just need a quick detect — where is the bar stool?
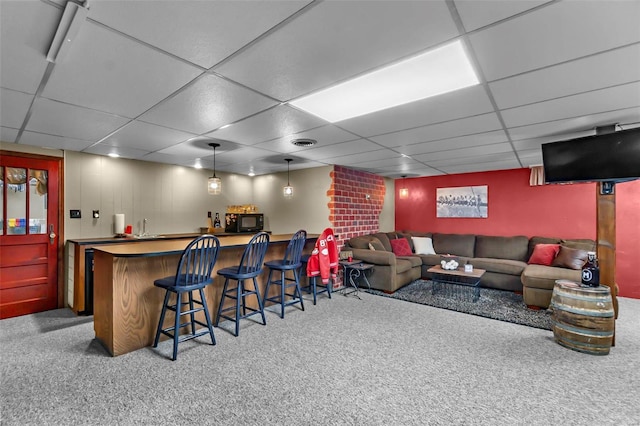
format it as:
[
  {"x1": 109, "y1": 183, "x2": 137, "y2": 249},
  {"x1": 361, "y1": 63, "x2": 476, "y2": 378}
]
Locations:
[
  {"x1": 215, "y1": 232, "x2": 270, "y2": 336},
  {"x1": 152, "y1": 235, "x2": 220, "y2": 361},
  {"x1": 263, "y1": 230, "x2": 306, "y2": 318},
  {"x1": 300, "y1": 253, "x2": 333, "y2": 305}
]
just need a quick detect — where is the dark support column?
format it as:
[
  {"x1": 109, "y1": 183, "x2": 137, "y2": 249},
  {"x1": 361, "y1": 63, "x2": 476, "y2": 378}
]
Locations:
[{"x1": 595, "y1": 125, "x2": 619, "y2": 345}]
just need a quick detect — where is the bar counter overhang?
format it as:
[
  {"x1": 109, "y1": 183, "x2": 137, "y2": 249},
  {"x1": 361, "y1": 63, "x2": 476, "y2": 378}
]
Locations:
[{"x1": 92, "y1": 233, "x2": 317, "y2": 356}]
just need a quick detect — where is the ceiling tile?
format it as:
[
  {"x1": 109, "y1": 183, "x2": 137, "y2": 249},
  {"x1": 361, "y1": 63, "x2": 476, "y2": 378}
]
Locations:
[
  {"x1": 157, "y1": 136, "x2": 241, "y2": 159},
  {"x1": 415, "y1": 142, "x2": 515, "y2": 163},
  {"x1": 216, "y1": 0, "x2": 459, "y2": 101},
  {"x1": 41, "y1": 21, "x2": 203, "y2": 118},
  {"x1": 399, "y1": 130, "x2": 509, "y2": 156},
  {"x1": 371, "y1": 112, "x2": 502, "y2": 147},
  {"x1": 339, "y1": 85, "x2": 493, "y2": 137},
  {"x1": 83, "y1": 143, "x2": 150, "y2": 160},
  {"x1": 255, "y1": 124, "x2": 359, "y2": 153},
  {"x1": 19, "y1": 131, "x2": 94, "y2": 151},
  {"x1": 0, "y1": 88, "x2": 32, "y2": 129},
  {"x1": 507, "y1": 107, "x2": 640, "y2": 141},
  {"x1": 516, "y1": 149, "x2": 544, "y2": 167},
  {"x1": 214, "y1": 146, "x2": 286, "y2": 164},
  {"x1": 100, "y1": 121, "x2": 196, "y2": 152},
  {"x1": 440, "y1": 159, "x2": 521, "y2": 174},
  {"x1": 294, "y1": 139, "x2": 382, "y2": 161},
  {"x1": 87, "y1": 1, "x2": 310, "y2": 69},
  {"x1": 501, "y1": 82, "x2": 640, "y2": 128},
  {"x1": 427, "y1": 152, "x2": 518, "y2": 168},
  {"x1": 207, "y1": 105, "x2": 326, "y2": 145},
  {"x1": 0, "y1": 1, "x2": 60, "y2": 93},
  {"x1": 490, "y1": 44, "x2": 640, "y2": 110},
  {"x1": 324, "y1": 148, "x2": 397, "y2": 166},
  {"x1": 470, "y1": 1, "x2": 640, "y2": 81},
  {"x1": 139, "y1": 74, "x2": 278, "y2": 134},
  {"x1": 26, "y1": 98, "x2": 129, "y2": 141},
  {"x1": 139, "y1": 152, "x2": 204, "y2": 168},
  {"x1": 1, "y1": 127, "x2": 19, "y2": 143},
  {"x1": 454, "y1": 0, "x2": 550, "y2": 32}
]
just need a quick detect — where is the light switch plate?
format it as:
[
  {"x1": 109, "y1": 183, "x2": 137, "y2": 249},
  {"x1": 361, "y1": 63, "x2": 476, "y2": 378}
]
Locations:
[{"x1": 70, "y1": 209, "x2": 81, "y2": 219}]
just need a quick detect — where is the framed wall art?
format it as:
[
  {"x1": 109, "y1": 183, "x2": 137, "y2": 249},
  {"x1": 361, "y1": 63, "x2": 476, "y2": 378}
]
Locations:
[{"x1": 436, "y1": 185, "x2": 488, "y2": 218}]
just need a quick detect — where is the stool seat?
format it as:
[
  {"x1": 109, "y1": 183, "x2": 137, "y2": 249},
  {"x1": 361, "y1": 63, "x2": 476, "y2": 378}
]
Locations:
[
  {"x1": 263, "y1": 230, "x2": 306, "y2": 318},
  {"x1": 152, "y1": 235, "x2": 220, "y2": 361}
]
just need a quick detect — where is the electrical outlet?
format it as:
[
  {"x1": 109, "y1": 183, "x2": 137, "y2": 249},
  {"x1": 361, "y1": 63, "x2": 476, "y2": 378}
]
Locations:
[
  {"x1": 70, "y1": 210, "x2": 81, "y2": 219},
  {"x1": 207, "y1": 211, "x2": 212, "y2": 218}
]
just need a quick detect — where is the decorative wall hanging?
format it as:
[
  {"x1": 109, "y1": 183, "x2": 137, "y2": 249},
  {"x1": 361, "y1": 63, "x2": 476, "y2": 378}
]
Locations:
[{"x1": 436, "y1": 185, "x2": 488, "y2": 218}]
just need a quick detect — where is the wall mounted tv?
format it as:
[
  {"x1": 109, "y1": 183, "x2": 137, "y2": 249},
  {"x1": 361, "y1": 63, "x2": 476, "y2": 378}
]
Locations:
[{"x1": 542, "y1": 127, "x2": 640, "y2": 183}]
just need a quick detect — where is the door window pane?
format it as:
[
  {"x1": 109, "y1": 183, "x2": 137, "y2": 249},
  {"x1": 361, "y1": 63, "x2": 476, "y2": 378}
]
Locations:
[
  {"x1": 29, "y1": 170, "x2": 48, "y2": 234},
  {"x1": 6, "y1": 167, "x2": 26, "y2": 235}
]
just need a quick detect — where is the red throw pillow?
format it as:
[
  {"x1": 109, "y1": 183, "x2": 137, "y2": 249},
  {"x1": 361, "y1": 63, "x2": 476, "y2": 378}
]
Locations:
[
  {"x1": 390, "y1": 238, "x2": 413, "y2": 256},
  {"x1": 528, "y1": 243, "x2": 561, "y2": 266}
]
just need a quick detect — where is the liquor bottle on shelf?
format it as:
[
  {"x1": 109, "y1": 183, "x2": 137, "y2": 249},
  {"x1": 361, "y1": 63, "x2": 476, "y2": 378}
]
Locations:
[
  {"x1": 581, "y1": 251, "x2": 600, "y2": 287},
  {"x1": 213, "y1": 212, "x2": 221, "y2": 229}
]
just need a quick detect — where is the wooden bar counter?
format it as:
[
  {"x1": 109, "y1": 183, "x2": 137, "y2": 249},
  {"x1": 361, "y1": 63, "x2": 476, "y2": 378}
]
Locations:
[{"x1": 93, "y1": 234, "x2": 316, "y2": 356}]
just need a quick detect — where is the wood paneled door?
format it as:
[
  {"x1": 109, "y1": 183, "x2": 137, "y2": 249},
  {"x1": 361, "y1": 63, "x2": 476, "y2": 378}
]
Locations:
[{"x1": 0, "y1": 153, "x2": 62, "y2": 319}]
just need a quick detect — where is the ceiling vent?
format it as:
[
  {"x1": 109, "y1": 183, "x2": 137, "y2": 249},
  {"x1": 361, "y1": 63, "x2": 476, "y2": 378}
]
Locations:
[{"x1": 291, "y1": 138, "x2": 317, "y2": 147}]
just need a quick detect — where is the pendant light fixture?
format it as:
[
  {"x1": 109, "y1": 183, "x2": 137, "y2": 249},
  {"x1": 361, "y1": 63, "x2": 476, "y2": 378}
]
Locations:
[
  {"x1": 207, "y1": 142, "x2": 221, "y2": 195},
  {"x1": 283, "y1": 158, "x2": 293, "y2": 198},
  {"x1": 399, "y1": 175, "x2": 409, "y2": 199}
]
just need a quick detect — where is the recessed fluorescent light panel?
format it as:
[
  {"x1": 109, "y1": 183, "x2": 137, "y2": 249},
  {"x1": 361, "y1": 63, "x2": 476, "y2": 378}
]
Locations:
[{"x1": 290, "y1": 40, "x2": 479, "y2": 123}]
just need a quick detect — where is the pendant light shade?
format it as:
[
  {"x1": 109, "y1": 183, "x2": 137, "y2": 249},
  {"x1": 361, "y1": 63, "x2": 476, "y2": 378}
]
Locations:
[
  {"x1": 399, "y1": 175, "x2": 409, "y2": 199},
  {"x1": 208, "y1": 143, "x2": 221, "y2": 195},
  {"x1": 283, "y1": 158, "x2": 293, "y2": 198}
]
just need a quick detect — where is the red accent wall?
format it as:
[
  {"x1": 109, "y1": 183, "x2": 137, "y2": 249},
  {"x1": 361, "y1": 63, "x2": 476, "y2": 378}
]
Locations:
[{"x1": 395, "y1": 168, "x2": 640, "y2": 298}]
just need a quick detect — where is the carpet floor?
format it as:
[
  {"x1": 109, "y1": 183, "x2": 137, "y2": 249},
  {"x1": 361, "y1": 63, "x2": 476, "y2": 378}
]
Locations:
[{"x1": 366, "y1": 280, "x2": 552, "y2": 330}]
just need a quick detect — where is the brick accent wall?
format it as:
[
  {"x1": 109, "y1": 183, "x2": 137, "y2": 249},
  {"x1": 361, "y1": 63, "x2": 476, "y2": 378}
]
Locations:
[{"x1": 328, "y1": 165, "x2": 386, "y2": 252}]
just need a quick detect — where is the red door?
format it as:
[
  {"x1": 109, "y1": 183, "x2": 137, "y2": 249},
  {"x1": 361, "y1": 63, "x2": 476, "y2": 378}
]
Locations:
[{"x1": 0, "y1": 154, "x2": 61, "y2": 319}]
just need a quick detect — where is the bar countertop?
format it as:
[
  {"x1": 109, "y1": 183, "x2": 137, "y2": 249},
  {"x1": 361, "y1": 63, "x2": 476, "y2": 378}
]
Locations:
[{"x1": 92, "y1": 233, "x2": 318, "y2": 258}]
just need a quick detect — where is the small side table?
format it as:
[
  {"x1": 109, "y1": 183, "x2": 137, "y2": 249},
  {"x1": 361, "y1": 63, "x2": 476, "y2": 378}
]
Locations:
[{"x1": 340, "y1": 260, "x2": 374, "y2": 299}]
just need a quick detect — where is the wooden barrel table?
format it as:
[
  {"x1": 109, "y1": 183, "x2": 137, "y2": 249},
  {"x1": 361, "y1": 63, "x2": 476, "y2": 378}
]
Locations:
[{"x1": 550, "y1": 280, "x2": 614, "y2": 355}]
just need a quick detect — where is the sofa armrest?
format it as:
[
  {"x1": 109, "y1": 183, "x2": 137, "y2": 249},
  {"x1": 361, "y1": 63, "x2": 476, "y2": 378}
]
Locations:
[{"x1": 350, "y1": 248, "x2": 396, "y2": 266}]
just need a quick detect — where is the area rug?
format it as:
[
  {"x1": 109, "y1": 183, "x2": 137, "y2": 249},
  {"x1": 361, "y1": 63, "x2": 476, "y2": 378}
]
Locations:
[{"x1": 366, "y1": 280, "x2": 553, "y2": 331}]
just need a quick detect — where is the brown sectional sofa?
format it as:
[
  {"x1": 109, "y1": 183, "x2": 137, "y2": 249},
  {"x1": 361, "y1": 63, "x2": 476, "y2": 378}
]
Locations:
[{"x1": 344, "y1": 231, "x2": 595, "y2": 309}]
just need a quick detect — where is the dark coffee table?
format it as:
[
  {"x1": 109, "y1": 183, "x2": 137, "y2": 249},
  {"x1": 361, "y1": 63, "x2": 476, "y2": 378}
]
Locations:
[{"x1": 427, "y1": 265, "x2": 486, "y2": 302}]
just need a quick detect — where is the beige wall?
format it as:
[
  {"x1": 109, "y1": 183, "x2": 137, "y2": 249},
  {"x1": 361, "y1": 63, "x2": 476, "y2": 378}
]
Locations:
[
  {"x1": 255, "y1": 166, "x2": 332, "y2": 235},
  {"x1": 379, "y1": 177, "x2": 395, "y2": 232},
  {"x1": 64, "y1": 151, "x2": 255, "y2": 239}
]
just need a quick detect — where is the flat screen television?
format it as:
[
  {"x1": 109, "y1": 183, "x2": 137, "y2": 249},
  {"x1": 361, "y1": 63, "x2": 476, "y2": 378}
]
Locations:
[{"x1": 542, "y1": 127, "x2": 640, "y2": 183}]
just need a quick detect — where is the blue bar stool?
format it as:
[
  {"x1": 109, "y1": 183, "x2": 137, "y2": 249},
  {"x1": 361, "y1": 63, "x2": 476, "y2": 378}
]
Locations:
[
  {"x1": 300, "y1": 254, "x2": 333, "y2": 305},
  {"x1": 152, "y1": 235, "x2": 220, "y2": 361},
  {"x1": 263, "y1": 230, "x2": 307, "y2": 318},
  {"x1": 215, "y1": 232, "x2": 270, "y2": 336}
]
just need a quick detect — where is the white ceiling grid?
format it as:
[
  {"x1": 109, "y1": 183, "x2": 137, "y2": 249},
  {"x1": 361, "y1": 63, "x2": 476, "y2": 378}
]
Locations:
[{"x1": 1, "y1": 0, "x2": 639, "y2": 178}]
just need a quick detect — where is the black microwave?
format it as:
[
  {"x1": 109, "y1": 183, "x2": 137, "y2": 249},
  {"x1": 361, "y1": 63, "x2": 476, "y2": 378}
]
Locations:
[{"x1": 225, "y1": 213, "x2": 264, "y2": 233}]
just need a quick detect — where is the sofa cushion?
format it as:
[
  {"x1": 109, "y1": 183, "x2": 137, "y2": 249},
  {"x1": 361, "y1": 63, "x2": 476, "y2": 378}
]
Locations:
[
  {"x1": 432, "y1": 233, "x2": 475, "y2": 258},
  {"x1": 368, "y1": 238, "x2": 386, "y2": 251},
  {"x1": 396, "y1": 255, "x2": 422, "y2": 267},
  {"x1": 562, "y1": 239, "x2": 596, "y2": 252},
  {"x1": 475, "y1": 235, "x2": 529, "y2": 261},
  {"x1": 522, "y1": 264, "x2": 582, "y2": 290},
  {"x1": 372, "y1": 233, "x2": 393, "y2": 252},
  {"x1": 528, "y1": 243, "x2": 561, "y2": 266},
  {"x1": 390, "y1": 238, "x2": 413, "y2": 256},
  {"x1": 527, "y1": 236, "x2": 562, "y2": 260},
  {"x1": 395, "y1": 258, "x2": 415, "y2": 274},
  {"x1": 551, "y1": 245, "x2": 588, "y2": 270},
  {"x1": 471, "y1": 258, "x2": 527, "y2": 276},
  {"x1": 349, "y1": 235, "x2": 384, "y2": 250},
  {"x1": 412, "y1": 236, "x2": 436, "y2": 255}
]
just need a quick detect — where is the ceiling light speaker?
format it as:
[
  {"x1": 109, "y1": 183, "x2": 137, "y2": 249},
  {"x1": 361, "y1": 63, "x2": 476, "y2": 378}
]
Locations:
[{"x1": 291, "y1": 138, "x2": 317, "y2": 147}]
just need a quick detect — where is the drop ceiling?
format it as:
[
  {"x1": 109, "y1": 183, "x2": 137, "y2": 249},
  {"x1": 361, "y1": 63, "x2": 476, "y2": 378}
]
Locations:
[{"x1": 1, "y1": 0, "x2": 639, "y2": 178}]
